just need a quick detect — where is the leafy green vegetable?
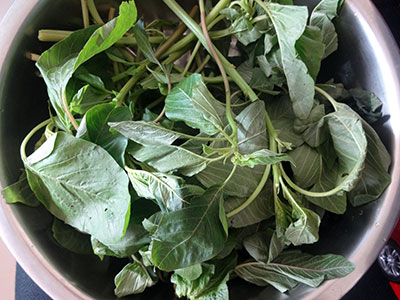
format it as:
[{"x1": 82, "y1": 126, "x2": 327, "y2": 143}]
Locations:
[
  {"x1": 235, "y1": 250, "x2": 354, "y2": 292},
  {"x1": 151, "y1": 188, "x2": 226, "y2": 271},
  {"x1": 256, "y1": 1, "x2": 315, "y2": 119},
  {"x1": 114, "y1": 260, "x2": 157, "y2": 297},
  {"x1": 24, "y1": 132, "x2": 131, "y2": 245},
  {"x1": 52, "y1": 219, "x2": 92, "y2": 255},
  {"x1": 165, "y1": 74, "x2": 227, "y2": 135},
  {"x1": 1, "y1": 171, "x2": 39, "y2": 207},
  {"x1": 3, "y1": 0, "x2": 392, "y2": 297}
]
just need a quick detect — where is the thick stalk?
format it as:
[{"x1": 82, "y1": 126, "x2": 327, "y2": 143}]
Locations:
[
  {"x1": 155, "y1": 5, "x2": 199, "y2": 58},
  {"x1": 38, "y1": 30, "x2": 165, "y2": 45},
  {"x1": 80, "y1": 0, "x2": 90, "y2": 28},
  {"x1": 163, "y1": 0, "x2": 230, "y2": 57},
  {"x1": 87, "y1": 0, "x2": 104, "y2": 25},
  {"x1": 163, "y1": 0, "x2": 258, "y2": 101}
]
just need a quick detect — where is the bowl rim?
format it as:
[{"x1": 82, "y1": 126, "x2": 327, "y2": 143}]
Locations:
[{"x1": 0, "y1": 0, "x2": 400, "y2": 299}]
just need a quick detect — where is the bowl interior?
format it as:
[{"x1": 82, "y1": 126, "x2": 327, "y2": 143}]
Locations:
[{"x1": 0, "y1": 0, "x2": 400, "y2": 299}]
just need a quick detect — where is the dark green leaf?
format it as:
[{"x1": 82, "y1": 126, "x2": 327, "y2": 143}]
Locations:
[
  {"x1": 109, "y1": 120, "x2": 185, "y2": 146},
  {"x1": 125, "y1": 168, "x2": 189, "y2": 212},
  {"x1": 326, "y1": 103, "x2": 367, "y2": 191},
  {"x1": 307, "y1": 163, "x2": 347, "y2": 214},
  {"x1": 310, "y1": 0, "x2": 343, "y2": 58},
  {"x1": 1, "y1": 171, "x2": 39, "y2": 207},
  {"x1": 243, "y1": 229, "x2": 284, "y2": 263},
  {"x1": 295, "y1": 26, "x2": 325, "y2": 81},
  {"x1": 129, "y1": 143, "x2": 208, "y2": 176},
  {"x1": 70, "y1": 85, "x2": 110, "y2": 115},
  {"x1": 91, "y1": 222, "x2": 150, "y2": 258},
  {"x1": 36, "y1": 1, "x2": 137, "y2": 128},
  {"x1": 289, "y1": 145, "x2": 321, "y2": 188},
  {"x1": 284, "y1": 190, "x2": 321, "y2": 245},
  {"x1": 24, "y1": 132, "x2": 131, "y2": 245},
  {"x1": 224, "y1": 182, "x2": 274, "y2": 228},
  {"x1": 235, "y1": 250, "x2": 354, "y2": 292},
  {"x1": 151, "y1": 188, "x2": 226, "y2": 271},
  {"x1": 52, "y1": 219, "x2": 92, "y2": 255},
  {"x1": 85, "y1": 103, "x2": 132, "y2": 167},
  {"x1": 165, "y1": 74, "x2": 227, "y2": 135},
  {"x1": 257, "y1": 2, "x2": 315, "y2": 119},
  {"x1": 349, "y1": 120, "x2": 391, "y2": 206}
]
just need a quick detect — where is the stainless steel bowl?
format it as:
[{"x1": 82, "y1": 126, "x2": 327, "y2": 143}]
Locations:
[{"x1": 1, "y1": 0, "x2": 400, "y2": 299}]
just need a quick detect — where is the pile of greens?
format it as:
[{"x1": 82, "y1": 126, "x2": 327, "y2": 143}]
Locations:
[{"x1": 1, "y1": 0, "x2": 392, "y2": 298}]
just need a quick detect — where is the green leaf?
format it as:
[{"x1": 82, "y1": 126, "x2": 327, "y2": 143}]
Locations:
[
  {"x1": 295, "y1": 26, "x2": 325, "y2": 81},
  {"x1": 125, "y1": 168, "x2": 189, "y2": 212},
  {"x1": 326, "y1": 103, "x2": 367, "y2": 191},
  {"x1": 235, "y1": 262, "x2": 298, "y2": 292},
  {"x1": 349, "y1": 120, "x2": 391, "y2": 206},
  {"x1": 175, "y1": 264, "x2": 203, "y2": 281},
  {"x1": 85, "y1": 103, "x2": 132, "y2": 167},
  {"x1": 91, "y1": 222, "x2": 150, "y2": 258},
  {"x1": 114, "y1": 261, "x2": 157, "y2": 297},
  {"x1": 257, "y1": 2, "x2": 315, "y2": 119},
  {"x1": 266, "y1": 96, "x2": 304, "y2": 148},
  {"x1": 243, "y1": 229, "x2": 284, "y2": 263},
  {"x1": 288, "y1": 145, "x2": 321, "y2": 188},
  {"x1": 151, "y1": 188, "x2": 226, "y2": 271},
  {"x1": 236, "y1": 101, "x2": 268, "y2": 154},
  {"x1": 133, "y1": 20, "x2": 164, "y2": 71},
  {"x1": 24, "y1": 132, "x2": 131, "y2": 245},
  {"x1": 294, "y1": 104, "x2": 328, "y2": 148},
  {"x1": 310, "y1": 0, "x2": 343, "y2": 58},
  {"x1": 52, "y1": 219, "x2": 92, "y2": 255},
  {"x1": 225, "y1": 183, "x2": 274, "y2": 228},
  {"x1": 307, "y1": 162, "x2": 347, "y2": 214},
  {"x1": 109, "y1": 120, "x2": 184, "y2": 146},
  {"x1": 171, "y1": 252, "x2": 237, "y2": 300},
  {"x1": 36, "y1": 1, "x2": 137, "y2": 128},
  {"x1": 235, "y1": 250, "x2": 354, "y2": 292},
  {"x1": 75, "y1": 1, "x2": 137, "y2": 67},
  {"x1": 128, "y1": 143, "x2": 208, "y2": 176},
  {"x1": 1, "y1": 171, "x2": 39, "y2": 207},
  {"x1": 284, "y1": 191, "x2": 321, "y2": 246},
  {"x1": 69, "y1": 85, "x2": 110, "y2": 115},
  {"x1": 196, "y1": 160, "x2": 265, "y2": 198},
  {"x1": 165, "y1": 74, "x2": 227, "y2": 135},
  {"x1": 232, "y1": 149, "x2": 294, "y2": 168}
]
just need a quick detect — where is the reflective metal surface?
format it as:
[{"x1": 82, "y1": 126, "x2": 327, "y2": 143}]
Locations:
[{"x1": 0, "y1": 0, "x2": 400, "y2": 299}]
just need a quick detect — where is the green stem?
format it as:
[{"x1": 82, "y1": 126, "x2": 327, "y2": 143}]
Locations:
[
  {"x1": 226, "y1": 164, "x2": 271, "y2": 218},
  {"x1": 200, "y1": 0, "x2": 238, "y2": 146},
  {"x1": 279, "y1": 164, "x2": 347, "y2": 198},
  {"x1": 163, "y1": 0, "x2": 258, "y2": 101},
  {"x1": 162, "y1": 0, "x2": 230, "y2": 57},
  {"x1": 203, "y1": 75, "x2": 233, "y2": 83},
  {"x1": 115, "y1": 64, "x2": 147, "y2": 106},
  {"x1": 219, "y1": 164, "x2": 238, "y2": 192},
  {"x1": 38, "y1": 30, "x2": 165, "y2": 45},
  {"x1": 183, "y1": 41, "x2": 201, "y2": 76},
  {"x1": 20, "y1": 119, "x2": 52, "y2": 162},
  {"x1": 81, "y1": 0, "x2": 90, "y2": 28},
  {"x1": 87, "y1": 0, "x2": 104, "y2": 25},
  {"x1": 194, "y1": 55, "x2": 210, "y2": 73},
  {"x1": 315, "y1": 86, "x2": 338, "y2": 111}
]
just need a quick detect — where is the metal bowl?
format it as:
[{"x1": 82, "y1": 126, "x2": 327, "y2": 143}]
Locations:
[{"x1": 0, "y1": 0, "x2": 400, "y2": 299}]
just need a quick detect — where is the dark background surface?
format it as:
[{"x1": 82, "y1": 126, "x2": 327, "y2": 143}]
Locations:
[{"x1": 14, "y1": 0, "x2": 400, "y2": 299}]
